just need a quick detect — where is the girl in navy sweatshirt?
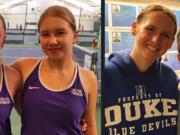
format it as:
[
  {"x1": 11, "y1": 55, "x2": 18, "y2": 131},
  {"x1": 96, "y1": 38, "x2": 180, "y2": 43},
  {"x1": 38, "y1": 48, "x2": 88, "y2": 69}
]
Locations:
[{"x1": 104, "y1": 5, "x2": 179, "y2": 135}]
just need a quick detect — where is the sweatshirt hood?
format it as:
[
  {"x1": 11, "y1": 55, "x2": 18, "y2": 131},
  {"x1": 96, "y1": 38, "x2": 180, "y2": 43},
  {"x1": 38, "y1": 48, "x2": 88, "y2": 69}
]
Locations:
[{"x1": 108, "y1": 50, "x2": 161, "y2": 74}]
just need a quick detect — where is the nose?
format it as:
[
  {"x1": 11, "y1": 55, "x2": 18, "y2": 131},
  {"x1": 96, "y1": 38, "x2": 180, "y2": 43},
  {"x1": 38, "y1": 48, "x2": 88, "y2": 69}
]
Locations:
[
  {"x1": 151, "y1": 34, "x2": 160, "y2": 43},
  {"x1": 49, "y1": 35, "x2": 58, "y2": 45}
]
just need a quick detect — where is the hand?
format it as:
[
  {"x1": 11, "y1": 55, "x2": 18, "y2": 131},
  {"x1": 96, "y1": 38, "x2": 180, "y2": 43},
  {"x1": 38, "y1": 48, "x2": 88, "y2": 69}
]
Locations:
[{"x1": 81, "y1": 119, "x2": 87, "y2": 132}]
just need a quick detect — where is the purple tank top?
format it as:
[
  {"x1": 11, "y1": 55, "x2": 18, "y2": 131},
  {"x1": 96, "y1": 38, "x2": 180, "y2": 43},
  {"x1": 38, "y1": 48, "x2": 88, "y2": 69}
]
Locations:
[
  {"x1": 0, "y1": 65, "x2": 13, "y2": 135},
  {"x1": 21, "y1": 59, "x2": 87, "y2": 135}
]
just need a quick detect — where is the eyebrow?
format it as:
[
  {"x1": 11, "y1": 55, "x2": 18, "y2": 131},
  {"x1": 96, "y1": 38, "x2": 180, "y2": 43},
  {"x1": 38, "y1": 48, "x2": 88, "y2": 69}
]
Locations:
[
  {"x1": 40, "y1": 28, "x2": 67, "y2": 33},
  {"x1": 55, "y1": 28, "x2": 67, "y2": 32}
]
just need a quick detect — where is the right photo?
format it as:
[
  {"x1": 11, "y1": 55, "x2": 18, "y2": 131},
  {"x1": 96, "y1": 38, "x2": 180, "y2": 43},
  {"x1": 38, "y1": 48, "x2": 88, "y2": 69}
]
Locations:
[{"x1": 103, "y1": 0, "x2": 180, "y2": 135}]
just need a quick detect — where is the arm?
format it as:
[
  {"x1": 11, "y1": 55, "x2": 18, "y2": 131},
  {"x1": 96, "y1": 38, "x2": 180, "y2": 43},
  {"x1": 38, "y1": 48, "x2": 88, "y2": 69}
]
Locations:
[
  {"x1": 80, "y1": 69, "x2": 98, "y2": 135},
  {"x1": 11, "y1": 59, "x2": 24, "y2": 115},
  {"x1": 13, "y1": 72, "x2": 23, "y2": 115},
  {"x1": 5, "y1": 65, "x2": 23, "y2": 115},
  {"x1": 11, "y1": 58, "x2": 25, "y2": 76},
  {"x1": 11, "y1": 57, "x2": 38, "y2": 114}
]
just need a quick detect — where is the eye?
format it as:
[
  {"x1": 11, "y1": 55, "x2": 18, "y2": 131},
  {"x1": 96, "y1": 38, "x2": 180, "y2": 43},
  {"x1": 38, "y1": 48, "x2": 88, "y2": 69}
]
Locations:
[
  {"x1": 40, "y1": 32, "x2": 49, "y2": 37},
  {"x1": 57, "y1": 32, "x2": 65, "y2": 35},
  {"x1": 145, "y1": 27, "x2": 155, "y2": 32},
  {"x1": 56, "y1": 31, "x2": 66, "y2": 36},
  {"x1": 161, "y1": 33, "x2": 171, "y2": 39}
]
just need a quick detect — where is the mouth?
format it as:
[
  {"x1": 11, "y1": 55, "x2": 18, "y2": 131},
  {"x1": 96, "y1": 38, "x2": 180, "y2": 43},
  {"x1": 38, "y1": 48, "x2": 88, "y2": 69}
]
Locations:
[
  {"x1": 48, "y1": 47, "x2": 61, "y2": 50},
  {"x1": 145, "y1": 44, "x2": 160, "y2": 52}
]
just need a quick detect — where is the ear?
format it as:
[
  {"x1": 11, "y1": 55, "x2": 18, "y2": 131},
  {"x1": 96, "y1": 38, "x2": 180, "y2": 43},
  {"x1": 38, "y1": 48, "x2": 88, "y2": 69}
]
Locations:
[
  {"x1": 131, "y1": 21, "x2": 137, "y2": 36},
  {"x1": 1, "y1": 36, "x2": 6, "y2": 48},
  {"x1": 73, "y1": 31, "x2": 78, "y2": 44}
]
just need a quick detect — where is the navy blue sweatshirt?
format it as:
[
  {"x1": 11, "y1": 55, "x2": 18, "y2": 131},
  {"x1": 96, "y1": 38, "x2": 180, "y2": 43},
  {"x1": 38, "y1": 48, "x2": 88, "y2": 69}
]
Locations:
[{"x1": 103, "y1": 50, "x2": 179, "y2": 135}]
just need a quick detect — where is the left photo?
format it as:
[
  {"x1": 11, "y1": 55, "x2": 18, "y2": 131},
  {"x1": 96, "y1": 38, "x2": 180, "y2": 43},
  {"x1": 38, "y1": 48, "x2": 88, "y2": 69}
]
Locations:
[{"x1": 0, "y1": 0, "x2": 101, "y2": 135}]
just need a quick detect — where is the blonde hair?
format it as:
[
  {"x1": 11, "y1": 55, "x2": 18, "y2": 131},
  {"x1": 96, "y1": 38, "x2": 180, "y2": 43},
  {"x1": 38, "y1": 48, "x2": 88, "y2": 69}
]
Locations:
[
  {"x1": 38, "y1": 5, "x2": 76, "y2": 32},
  {"x1": 137, "y1": 5, "x2": 177, "y2": 35}
]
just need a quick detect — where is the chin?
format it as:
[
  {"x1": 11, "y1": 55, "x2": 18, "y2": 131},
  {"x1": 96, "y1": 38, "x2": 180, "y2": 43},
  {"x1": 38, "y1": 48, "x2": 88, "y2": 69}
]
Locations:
[
  {"x1": 143, "y1": 53, "x2": 158, "y2": 61},
  {"x1": 48, "y1": 55, "x2": 63, "y2": 61},
  {"x1": 147, "y1": 56, "x2": 158, "y2": 62}
]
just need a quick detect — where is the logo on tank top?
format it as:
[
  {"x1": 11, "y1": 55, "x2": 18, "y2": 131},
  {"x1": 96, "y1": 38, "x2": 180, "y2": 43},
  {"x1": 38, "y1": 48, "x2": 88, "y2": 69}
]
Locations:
[
  {"x1": 0, "y1": 97, "x2": 10, "y2": 104},
  {"x1": 28, "y1": 85, "x2": 40, "y2": 90},
  {"x1": 71, "y1": 89, "x2": 83, "y2": 96}
]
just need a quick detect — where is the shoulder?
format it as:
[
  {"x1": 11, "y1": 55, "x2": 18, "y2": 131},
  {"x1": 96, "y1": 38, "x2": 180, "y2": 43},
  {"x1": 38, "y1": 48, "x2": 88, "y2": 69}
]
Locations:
[
  {"x1": 11, "y1": 57, "x2": 39, "y2": 69},
  {"x1": 160, "y1": 62, "x2": 179, "y2": 87},
  {"x1": 105, "y1": 50, "x2": 128, "y2": 72},
  {"x1": 105, "y1": 60, "x2": 121, "y2": 79},
  {"x1": 11, "y1": 57, "x2": 40, "y2": 71},
  {"x1": 3, "y1": 64, "x2": 22, "y2": 97},
  {"x1": 4, "y1": 64, "x2": 21, "y2": 78},
  {"x1": 160, "y1": 62, "x2": 177, "y2": 78},
  {"x1": 79, "y1": 66, "x2": 97, "y2": 85},
  {"x1": 11, "y1": 57, "x2": 41, "y2": 81},
  {"x1": 79, "y1": 66, "x2": 98, "y2": 94},
  {"x1": 105, "y1": 61, "x2": 118, "y2": 71}
]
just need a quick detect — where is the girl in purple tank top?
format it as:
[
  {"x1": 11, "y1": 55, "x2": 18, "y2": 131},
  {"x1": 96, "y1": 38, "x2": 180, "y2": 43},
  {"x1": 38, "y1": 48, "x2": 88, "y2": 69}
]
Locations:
[
  {"x1": 12, "y1": 6, "x2": 98, "y2": 135},
  {"x1": 0, "y1": 15, "x2": 22, "y2": 135}
]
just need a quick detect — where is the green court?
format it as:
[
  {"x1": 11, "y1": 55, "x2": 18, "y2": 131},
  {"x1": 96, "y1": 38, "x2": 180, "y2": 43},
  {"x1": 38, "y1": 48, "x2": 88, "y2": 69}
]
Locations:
[{"x1": 11, "y1": 105, "x2": 101, "y2": 135}]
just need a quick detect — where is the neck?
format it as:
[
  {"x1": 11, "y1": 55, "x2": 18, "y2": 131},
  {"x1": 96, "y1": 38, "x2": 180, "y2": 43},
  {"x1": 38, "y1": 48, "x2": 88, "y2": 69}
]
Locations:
[
  {"x1": 130, "y1": 49, "x2": 155, "y2": 72},
  {"x1": 45, "y1": 57, "x2": 75, "y2": 71}
]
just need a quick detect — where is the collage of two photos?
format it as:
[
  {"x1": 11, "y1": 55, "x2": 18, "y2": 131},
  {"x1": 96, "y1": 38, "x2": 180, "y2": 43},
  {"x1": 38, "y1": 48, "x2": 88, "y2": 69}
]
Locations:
[{"x1": 0, "y1": 0, "x2": 180, "y2": 135}]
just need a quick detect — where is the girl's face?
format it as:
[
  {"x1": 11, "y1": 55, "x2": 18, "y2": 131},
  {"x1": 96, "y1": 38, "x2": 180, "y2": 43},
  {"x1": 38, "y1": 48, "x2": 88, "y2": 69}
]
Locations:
[
  {"x1": 132, "y1": 11, "x2": 175, "y2": 62},
  {"x1": 39, "y1": 16, "x2": 77, "y2": 61}
]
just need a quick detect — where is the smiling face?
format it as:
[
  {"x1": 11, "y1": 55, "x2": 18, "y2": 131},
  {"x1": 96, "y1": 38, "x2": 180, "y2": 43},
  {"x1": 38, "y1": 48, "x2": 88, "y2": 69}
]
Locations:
[
  {"x1": 39, "y1": 16, "x2": 77, "y2": 61},
  {"x1": 131, "y1": 11, "x2": 175, "y2": 62}
]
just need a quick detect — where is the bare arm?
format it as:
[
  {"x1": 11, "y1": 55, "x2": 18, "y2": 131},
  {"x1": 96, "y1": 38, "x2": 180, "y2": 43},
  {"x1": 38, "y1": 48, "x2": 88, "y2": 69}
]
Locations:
[
  {"x1": 10, "y1": 58, "x2": 38, "y2": 115},
  {"x1": 13, "y1": 73, "x2": 23, "y2": 115},
  {"x1": 11, "y1": 60, "x2": 24, "y2": 115},
  {"x1": 5, "y1": 64, "x2": 23, "y2": 115},
  {"x1": 80, "y1": 68, "x2": 98, "y2": 135}
]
